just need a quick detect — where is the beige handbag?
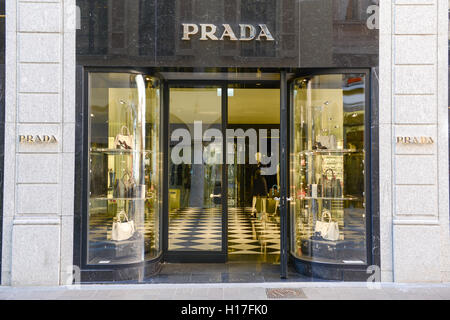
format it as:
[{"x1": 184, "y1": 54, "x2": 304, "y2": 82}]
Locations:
[
  {"x1": 111, "y1": 211, "x2": 135, "y2": 241},
  {"x1": 314, "y1": 210, "x2": 340, "y2": 241},
  {"x1": 114, "y1": 126, "x2": 134, "y2": 150},
  {"x1": 316, "y1": 135, "x2": 337, "y2": 150}
]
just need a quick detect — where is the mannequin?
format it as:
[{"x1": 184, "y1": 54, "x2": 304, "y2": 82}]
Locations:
[{"x1": 251, "y1": 153, "x2": 268, "y2": 218}]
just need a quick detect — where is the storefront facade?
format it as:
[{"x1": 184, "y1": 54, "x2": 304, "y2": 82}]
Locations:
[{"x1": 1, "y1": 0, "x2": 450, "y2": 286}]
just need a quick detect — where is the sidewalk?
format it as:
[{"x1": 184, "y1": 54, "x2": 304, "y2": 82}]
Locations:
[{"x1": 0, "y1": 282, "x2": 449, "y2": 300}]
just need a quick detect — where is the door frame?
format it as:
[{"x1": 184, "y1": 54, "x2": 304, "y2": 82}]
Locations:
[{"x1": 162, "y1": 79, "x2": 283, "y2": 263}]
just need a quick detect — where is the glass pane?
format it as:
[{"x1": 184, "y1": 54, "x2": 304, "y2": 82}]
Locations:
[
  {"x1": 290, "y1": 74, "x2": 367, "y2": 265},
  {"x1": 168, "y1": 87, "x2": 223, "y2": 252},
  {"x1": 87, "y1": 72, "x2": 162, "y2": 265},
  {"x1": 226, "y1": 87, "x2": 281, "y2": 259}
]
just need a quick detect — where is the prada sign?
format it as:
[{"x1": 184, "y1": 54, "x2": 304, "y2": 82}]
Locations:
[
  {"x1": 19, "y1": 135, "x2": 58, "y2": 144},
  {"x1": 182, "y1": 23, "x2": 275, "y2": 41},
  {"x1": 396, "y1": 136, "x2": 434, "y2": 145}
]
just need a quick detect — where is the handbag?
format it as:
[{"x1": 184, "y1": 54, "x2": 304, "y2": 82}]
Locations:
[
  {"x1": 114, "y1": 171, "x2": 136, "y2": 198},
  {"x1": 314, "y1": 210, "x2": 340, "y2": 241},
  {"x1": 322, "y1": 169, "x2": 342, "y2": 198},
  {"x1": 322, "y1": 169, "x2": 334, "y2": 197},
  {"x1": 111, "y1": 211, "x2": 135, "y2": 241},
  {"x1": 316, "y1": 135, "x2": 337, "y2": 150},
  {"x1": 114, "y1": 126, "x2": 134, "y2": 150}
]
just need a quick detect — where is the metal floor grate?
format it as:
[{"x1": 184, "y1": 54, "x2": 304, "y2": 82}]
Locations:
[{"x1": 265, "y1": 288, "x2": 307, "y2": 299}]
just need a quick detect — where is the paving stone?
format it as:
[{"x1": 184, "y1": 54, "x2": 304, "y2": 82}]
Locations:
[{"x1": 1, "y1": 284, "x2": 450, "y2": 300}]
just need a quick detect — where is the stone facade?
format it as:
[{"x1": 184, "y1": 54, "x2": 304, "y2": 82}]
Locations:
[
  {"x1": 379, "y1": 0, "x2": 450, "y2": 282},
  {"x1": 2, "y1": 0, "x2": 75, "y2": 286},
  {"x1": 1, "y1": 0, "x2": 449, "y2": 285}
]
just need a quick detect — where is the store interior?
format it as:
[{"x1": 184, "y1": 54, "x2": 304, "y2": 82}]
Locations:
[{"x1": 168, "y1": 85, "x2": 282, "y2": 263}]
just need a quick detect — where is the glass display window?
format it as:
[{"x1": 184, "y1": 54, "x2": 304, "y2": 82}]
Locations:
[
  {"x1": 290, "y1": 73, "x2": 368, "y2": 265},
  {"x1": 87, "y1": 72, "x2": 162, "y2": 265}
]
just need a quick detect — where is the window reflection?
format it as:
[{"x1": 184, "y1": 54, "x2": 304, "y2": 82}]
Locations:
[
  {"x1": 87, "y1": 73, "x2": 162, "y2": 265},
  {"x1": 290, "y1": 74, "x2": 367, "y2": 265}
]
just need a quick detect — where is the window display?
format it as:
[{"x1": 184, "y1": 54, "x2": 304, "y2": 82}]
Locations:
[
  {"x1": 87, "y1": 72, "x2": 162, "y2": 265},
  {"x1": 290, "y1": 74, "x2": 367, "y2": 265}
]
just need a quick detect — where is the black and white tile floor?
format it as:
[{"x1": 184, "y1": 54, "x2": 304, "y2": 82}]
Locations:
[
  {"x1": 168, "y1": 207, "x2": 223, "y2": 251},
  {"x1": 167, "y1": 207, "x2": 280, "y2": 255},
  {"x1": 168, "y1": 207, "x2": 280, "y2": 255},
  {"x1": 227, "y1": 207, "x2": 280, "y2": 255}
]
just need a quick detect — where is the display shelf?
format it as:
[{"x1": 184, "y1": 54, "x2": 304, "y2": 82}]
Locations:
[
  {"x1": 91, "y1": 196, "x2": 155, "y2": 201},
  {"x1": 299, "y1": 149, "x2": 364, "y2": 156},
  {"x1": 292, "y1": 253, "x2": 366, "y2": 266},
  {"x1": 298, "y1": 195, "x2": 362, "y2": 201},
  {"x1": 90, "y1": 148, "x2": 152, "y2": 155}
]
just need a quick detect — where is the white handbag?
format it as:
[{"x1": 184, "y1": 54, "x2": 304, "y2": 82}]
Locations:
[
  {"x1": 114, "y1": 126, "x2": 134, "y2": 150},
  {"x1": 314, "y1": 210, "x2": 340, "y2": 241},
  {"x1": 316, "y1": 135, "x2": 337, "y2": 150},
  {"x1": 111, "y1": 211, "x2": 135, "y2": 241}
]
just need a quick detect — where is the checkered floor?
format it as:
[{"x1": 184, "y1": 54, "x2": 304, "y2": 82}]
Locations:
[
  {"x1": 168, "y1": 207, "x2": 280, "y2": 255},
  {"x1": 168, "y1": 207, "x2": 223, "y2": 251},
  {"x1": 227, "y1": 207, "x2": 280, "y2": 255}
]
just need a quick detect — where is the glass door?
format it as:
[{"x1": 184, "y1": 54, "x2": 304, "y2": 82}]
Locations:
[{"x1": 165, "y1": 84, "x2": 227, "y2": 262}]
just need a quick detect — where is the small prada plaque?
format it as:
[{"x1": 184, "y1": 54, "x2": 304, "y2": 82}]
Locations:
[
  {"x1": 19, "y1": 135, "x2": 58, "y2": 144},
  {"x1": 396, "y1": 136, "x2": 434, "y2": 145}
]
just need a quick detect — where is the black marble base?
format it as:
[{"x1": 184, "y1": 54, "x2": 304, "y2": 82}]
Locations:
[
  {"x1": 292, "y1": 256, "x2": 370, "y2": 281},
  {"x1": 80, "y1": 255, "x2": 163, "y2": 283}
]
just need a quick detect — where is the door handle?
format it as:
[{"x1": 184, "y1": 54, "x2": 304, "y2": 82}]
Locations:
[{"x1": 210, "y1": 194, "x2": 222, "y2": 198}]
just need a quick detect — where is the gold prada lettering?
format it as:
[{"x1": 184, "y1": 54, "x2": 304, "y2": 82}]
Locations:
[
  {"x1": 396, "y1": 136, "x2": 434, "y2": 145},
  {"x1": 19, "y1": 135, "x2": 58, "y2": 144}
]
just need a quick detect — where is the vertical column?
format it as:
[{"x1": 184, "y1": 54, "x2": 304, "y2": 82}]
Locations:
[
  {"x1": 380, "y1": 0, "x2": 450, "y2": 282},
  {"x1": 2, "y1": 0, "x2": 76, "y2": 286}
]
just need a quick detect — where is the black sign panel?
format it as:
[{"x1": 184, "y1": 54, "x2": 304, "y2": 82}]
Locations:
[{"x1": 76, "y1": 0, "x2": 379, "y2": 68}]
